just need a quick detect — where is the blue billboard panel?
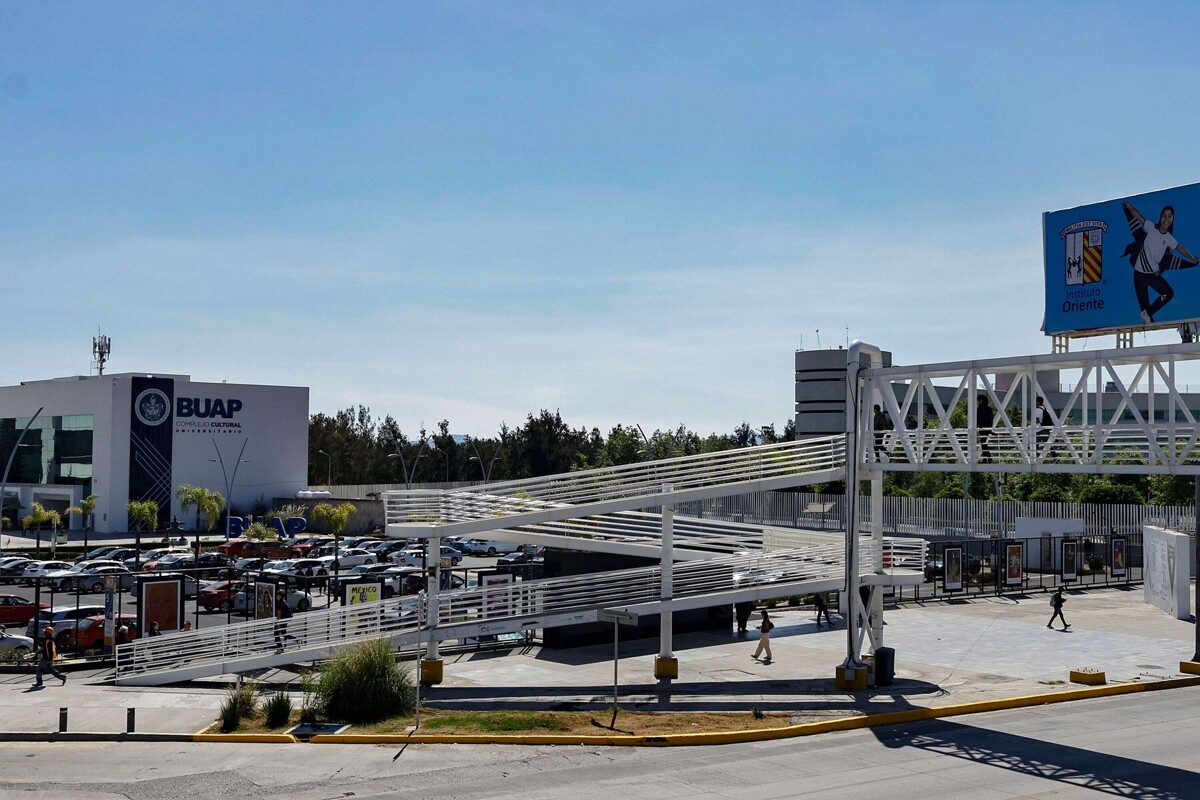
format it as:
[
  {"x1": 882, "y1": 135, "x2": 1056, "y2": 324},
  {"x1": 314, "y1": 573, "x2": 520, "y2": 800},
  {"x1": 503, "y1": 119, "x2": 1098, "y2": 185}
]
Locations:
[{"x1": 1043, "y1": 183, "x2": 1200, "y2": 334}]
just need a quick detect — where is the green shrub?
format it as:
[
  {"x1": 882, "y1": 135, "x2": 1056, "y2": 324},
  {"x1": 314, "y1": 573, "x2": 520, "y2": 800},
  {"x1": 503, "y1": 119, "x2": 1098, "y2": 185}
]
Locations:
[
  {"x1": 218, "y1": 681, "x2": 259, "y2": 733},
  {"x1": 751, "y1": 704, "x2": 765, "y2": 720},
  {"x1": 309, "y1": 639, "x2": 415, "y2": 724},
  {"x1": 263, "y1": 691, "x2": 294, "y2": 728}
]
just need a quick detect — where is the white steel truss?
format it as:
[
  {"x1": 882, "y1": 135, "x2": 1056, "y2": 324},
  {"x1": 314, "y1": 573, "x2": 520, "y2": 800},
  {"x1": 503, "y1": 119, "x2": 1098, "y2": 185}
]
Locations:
[{"x1": 862, "y1": 342, "x2": 1200, "y2": 475}]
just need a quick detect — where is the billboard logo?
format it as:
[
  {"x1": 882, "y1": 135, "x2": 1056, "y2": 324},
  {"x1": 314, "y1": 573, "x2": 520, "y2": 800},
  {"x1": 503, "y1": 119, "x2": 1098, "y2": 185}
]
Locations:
[
  {"x1": 1061, "y1": 220, "x2": 1107, "y2": 286},
  {"x1": 133, "y1": 388, "x2": 171, "y2": 426}
]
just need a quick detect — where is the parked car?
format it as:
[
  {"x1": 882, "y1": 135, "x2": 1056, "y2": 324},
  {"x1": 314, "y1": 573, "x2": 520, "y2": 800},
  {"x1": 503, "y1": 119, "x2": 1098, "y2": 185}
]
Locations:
[
  {"x1": 0, "y1": 629, "x2": 33, "y2": 659},
  {"x1": 27, "y1": 604, "x2": 107, "y2": 644},
  {"x1": 124, "y1": 546, "x2": 190, "y2": 571},
  {"x1": 290, "y1": 536, "x2": 335, "y2": 556},
  {"x1": 198, "y1": 580, "x2": 250, "y2": 612},
  {"x1": 464, "y1": 539, "x2": 522, "y2": 557},
  {"x1": 0, "y1": 594, "x2": 49, "y2": 626},
  {"x1": 142, "y1": 553, "x2": 195, "y2": 572},
  {"x1": 392, "y1": 545, "x2": 464, "y2": 568},
  {"x1": 0, "y1": 559, "x2": 35, "y2": 584},
  {"x1": 264, "y1": 558, "x2": 329, "y2": 588},
  {"x1": 316, "y1": 548, "x2": 376, "y2": 571},
  {"x1": 56, "y1": 565, "x2": 136, "y2": 593},
  {"x1": 20, "y1": 560, "x2": 75, "y2": 585},
  {"x1": 232, "y1": 586, "x2": 312, "y2": 614},
  {"x1": 192, "y1": 552, "x2": 234, "y2": 578},
  {"x1": 64, "y1": 614, "x2": 140, "y2": 651},
  {"x1": 495, "y1": 550, "x2": 544, "y2": 575},
  {"x1": 74, "y1": 545, "x2": 122, "y2": 563}
]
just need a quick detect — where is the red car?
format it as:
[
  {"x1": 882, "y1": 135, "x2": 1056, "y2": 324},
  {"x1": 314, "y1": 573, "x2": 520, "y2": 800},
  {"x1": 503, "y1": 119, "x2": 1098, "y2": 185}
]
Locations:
[
  {"x1": 199, "y1": 580, "x2": 249, "y2": 612},
  {"x1": 65, "y1": 614, "x2": 140, "y2": 650},
  {"x1": 0, "y1": 594, "x2": 49, "y2": 626}
]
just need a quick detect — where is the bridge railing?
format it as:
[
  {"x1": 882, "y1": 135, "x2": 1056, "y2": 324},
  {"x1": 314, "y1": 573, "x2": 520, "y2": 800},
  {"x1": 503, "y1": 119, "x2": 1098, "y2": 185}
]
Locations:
[{"x1": 384, "y1": 436, "x2": 846, "y2": 530}]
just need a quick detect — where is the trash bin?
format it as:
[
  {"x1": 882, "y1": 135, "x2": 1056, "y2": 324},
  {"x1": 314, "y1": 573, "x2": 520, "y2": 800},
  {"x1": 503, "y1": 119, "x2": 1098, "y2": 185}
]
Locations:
[{"x1": 874, "y1": 646, "x2": 895, "y2": 687}]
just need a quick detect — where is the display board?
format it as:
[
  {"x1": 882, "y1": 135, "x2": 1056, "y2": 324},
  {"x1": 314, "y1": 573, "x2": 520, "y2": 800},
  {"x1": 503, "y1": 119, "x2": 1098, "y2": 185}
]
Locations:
[{"x1": 1043, "y1": 182, "x2": 1200, "y2": 334}]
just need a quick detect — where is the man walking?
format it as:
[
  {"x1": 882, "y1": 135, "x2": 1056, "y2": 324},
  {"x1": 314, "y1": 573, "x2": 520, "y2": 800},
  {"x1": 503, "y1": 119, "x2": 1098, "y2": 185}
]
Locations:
[
  {"x1": 977, "y1": 395, "x2": 994, "y2": 463},
  {"x1": 33, "y1": 626, "x2": 67, "y2": 688},
  {"x1": 1048, "y1": 587, "x2": 1070, "y2": 630},
  {"x1": 274, "y1": 591, "x2": 294, "y2": 649},
  {"x1": 752, "y1": 610, "x2": 774, "y2": 663},
  {"x1": 814, "y1": 593, "x2": 833, "y2": 628}
]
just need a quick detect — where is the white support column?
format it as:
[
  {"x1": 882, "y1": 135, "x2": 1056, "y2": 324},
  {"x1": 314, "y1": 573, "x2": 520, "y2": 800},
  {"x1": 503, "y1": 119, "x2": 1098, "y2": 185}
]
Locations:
[
  {"x1": 420, "y1": 535, "x2": 443, "y2": 684},
  {"x1": 655, "y1": 498, "x2": 678, "y2": 681},
  {"x1": 870, "y1": 472, "x2": 884, "y2": 649}
]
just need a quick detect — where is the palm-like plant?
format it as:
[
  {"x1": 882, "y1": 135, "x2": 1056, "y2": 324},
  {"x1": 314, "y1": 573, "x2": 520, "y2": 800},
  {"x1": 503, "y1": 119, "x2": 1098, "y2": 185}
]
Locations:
[
  {"x1": 175, "y1": 484, "x2": 226, "y2": 533},
  {"x1": 127, "y1": 500, "x2": 160, "y2": 535},
  {"x1": 65, "y1": 493, "x2": 100, "y2": 549}
]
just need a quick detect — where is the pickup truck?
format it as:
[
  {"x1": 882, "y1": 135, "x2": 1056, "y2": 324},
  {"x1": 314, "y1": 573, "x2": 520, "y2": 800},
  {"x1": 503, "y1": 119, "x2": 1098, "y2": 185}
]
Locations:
[{"x1": 216, "y1": 539, "x2": 300, "y2": 559}]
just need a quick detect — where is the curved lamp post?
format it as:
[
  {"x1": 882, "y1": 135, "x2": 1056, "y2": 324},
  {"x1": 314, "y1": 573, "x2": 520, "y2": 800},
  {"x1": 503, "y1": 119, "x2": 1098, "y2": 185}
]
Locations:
[
  {"x1": 209, "y1": 439, "x2": 250, "y2": 540},
  {"x1": 0, "y1": 407, "x2": 42, "y2": 555},
  {"x1": 317, "y1": 449, "x2": 333, "y2": 488},
  {"x1": 467, "y1": 437, "x2": 502, "y2": 483},
  {"x1": 387, "y1": 439, "x2": 431, "y2": 490}
]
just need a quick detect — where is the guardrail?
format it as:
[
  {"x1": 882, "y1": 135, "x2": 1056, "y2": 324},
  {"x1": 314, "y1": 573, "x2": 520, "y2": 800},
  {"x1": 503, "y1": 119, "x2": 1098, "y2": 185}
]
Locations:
[{"x1": 115, "y1": 537, "x2": 886, "y2": 684}]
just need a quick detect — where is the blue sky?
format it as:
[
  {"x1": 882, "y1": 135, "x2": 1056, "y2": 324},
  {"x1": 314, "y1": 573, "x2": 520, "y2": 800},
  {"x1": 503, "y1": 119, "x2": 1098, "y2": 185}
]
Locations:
[{"x1": 5, "y1": 2, "x2": 1200, "y2": 437}]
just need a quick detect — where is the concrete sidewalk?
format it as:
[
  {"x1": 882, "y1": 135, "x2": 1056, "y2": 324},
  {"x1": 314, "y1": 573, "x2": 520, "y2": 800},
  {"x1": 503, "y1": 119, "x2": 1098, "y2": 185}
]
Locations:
[{"x1": 0, "y1": 584, "x2": 1194, "y2": 736}]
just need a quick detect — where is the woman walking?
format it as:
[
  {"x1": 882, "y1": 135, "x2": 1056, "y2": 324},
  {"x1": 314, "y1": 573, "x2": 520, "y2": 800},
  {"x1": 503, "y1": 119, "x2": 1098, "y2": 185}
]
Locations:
[{"x1": 752, "y1": 610, "x2": 774, "y2": 663}]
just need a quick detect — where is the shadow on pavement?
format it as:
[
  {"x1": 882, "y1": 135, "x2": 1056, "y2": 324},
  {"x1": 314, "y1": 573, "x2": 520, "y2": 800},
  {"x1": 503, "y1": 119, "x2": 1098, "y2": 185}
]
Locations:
[{"x1": 875, "y1": 718, "x2": 1192, "y2": 800}]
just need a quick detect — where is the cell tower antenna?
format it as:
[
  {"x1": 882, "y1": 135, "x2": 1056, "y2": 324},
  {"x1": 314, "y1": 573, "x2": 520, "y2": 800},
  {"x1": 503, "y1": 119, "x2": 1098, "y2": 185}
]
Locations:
[{"x1": 92, "y1": 332, "x2": 112, "y2": 376}]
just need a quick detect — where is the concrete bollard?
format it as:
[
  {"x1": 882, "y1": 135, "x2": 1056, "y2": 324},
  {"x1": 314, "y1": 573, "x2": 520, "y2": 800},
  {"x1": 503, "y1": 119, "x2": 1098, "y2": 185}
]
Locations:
[
  {"x1": 58, "y1": 707, "x2": 67, "y2": 733},
  {"x1": 127, "y1": 708, "x2": 136, "y2": 733}
]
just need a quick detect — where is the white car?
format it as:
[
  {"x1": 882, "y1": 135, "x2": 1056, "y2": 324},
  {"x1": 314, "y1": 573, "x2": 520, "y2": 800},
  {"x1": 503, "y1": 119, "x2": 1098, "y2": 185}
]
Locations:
[
  {"x1": 57, "y1": 565, "x2": 136, "y2": 593},
  {"x1": 464, "y1": 539, "x2": 522, "y2": 557},
  {"x1": 316, "y1": 548, "x2": 376, "y2": 571},
  {"x1": 391, "y1": 545, "x2": 463, "y2": 568},
  {"x1": 20, "y1": 560, "x2": 75, "y2": 585}
]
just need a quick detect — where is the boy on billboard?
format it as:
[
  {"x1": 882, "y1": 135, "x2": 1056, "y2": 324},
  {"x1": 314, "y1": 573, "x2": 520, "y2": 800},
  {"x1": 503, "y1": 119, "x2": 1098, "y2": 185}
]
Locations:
[{"x1": 1122, "y1": 202, "x2": 1199, "y2": 324}]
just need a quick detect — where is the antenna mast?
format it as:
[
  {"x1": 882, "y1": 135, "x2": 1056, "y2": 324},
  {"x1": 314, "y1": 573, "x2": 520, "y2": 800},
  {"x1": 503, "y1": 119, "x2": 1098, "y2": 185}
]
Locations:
[{"x1": 92, "y1": 333, "x2": 112, "y2": 376}]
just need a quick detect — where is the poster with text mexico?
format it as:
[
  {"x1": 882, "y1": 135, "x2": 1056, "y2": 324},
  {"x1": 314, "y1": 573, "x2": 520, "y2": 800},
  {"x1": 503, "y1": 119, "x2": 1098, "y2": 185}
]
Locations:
[{"x1": 1043, "y1": 182, "x2": 1200, "y2": 334}]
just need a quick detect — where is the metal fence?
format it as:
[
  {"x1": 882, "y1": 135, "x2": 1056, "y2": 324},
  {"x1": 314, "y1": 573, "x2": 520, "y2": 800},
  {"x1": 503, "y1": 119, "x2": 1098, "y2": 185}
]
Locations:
[{"x1": 676, "y1": 492, "x2": 1194, "y2": 539}]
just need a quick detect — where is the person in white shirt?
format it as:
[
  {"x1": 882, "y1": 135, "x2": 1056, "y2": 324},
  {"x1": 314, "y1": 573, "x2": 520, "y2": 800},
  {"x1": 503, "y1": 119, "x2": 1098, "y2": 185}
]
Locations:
[{"x1": 1123, "y1": 202, "x2": 1198, "y2": 324}]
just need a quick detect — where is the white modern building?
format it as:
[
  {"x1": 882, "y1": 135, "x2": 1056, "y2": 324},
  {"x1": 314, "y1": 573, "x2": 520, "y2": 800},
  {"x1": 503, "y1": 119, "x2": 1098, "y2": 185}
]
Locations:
[{"x1": 0, "y1": 372, "x2": 308, "y2": 534}]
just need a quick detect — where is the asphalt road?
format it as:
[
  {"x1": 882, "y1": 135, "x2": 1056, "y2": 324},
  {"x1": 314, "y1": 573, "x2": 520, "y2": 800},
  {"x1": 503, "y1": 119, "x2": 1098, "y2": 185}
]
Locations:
[{"x1": 0, "y1": 685, "x2": 1196, "y2": 799}]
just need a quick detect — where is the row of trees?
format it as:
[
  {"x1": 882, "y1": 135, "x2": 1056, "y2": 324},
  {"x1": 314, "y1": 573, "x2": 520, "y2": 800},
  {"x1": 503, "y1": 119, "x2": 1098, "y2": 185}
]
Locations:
[
  {"x1": 307, "y1": 403, "x2": 1197, "y2": 505},
  {"x1": 308, "y1": 406, "x2": 798, "y2": 487}
]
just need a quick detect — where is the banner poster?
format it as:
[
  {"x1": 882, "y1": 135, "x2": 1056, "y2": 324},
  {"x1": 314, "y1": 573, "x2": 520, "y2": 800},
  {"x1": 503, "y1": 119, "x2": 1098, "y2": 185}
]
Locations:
[
  {"x1": 1005, "y1": 543, "x2": 1024, "y2": 587},
  {"x1": 482, "y1": 573, "x2": 513, "y2": 618},
  {"x1": 104, "y1": 588, "x2": 115, "y2": 647},
  {"x1": 344, "y1": 582, "x2": 382, "y2": 634},
  {"x1": 1043, "y1": 182, "x2": 1200, "y2": 334},
  {"x1": 128, "y1": 376, "x2": 175, "y2": 530},
  {"x1": 1111, "y1": 537, "x2": 1128, "y2": 577},
  {"x1": 139, "y1": 579, "x2": 182, "y2": 634},
  {"x1": 943, "y1": 547, "x2": 963, "y2": 592},
  {"x1": 1061, "y1": 540, "x2": 1078, "y2": 582},
  {"x1": 254, "y1": 580, "x2": 278, "y2": 621}
]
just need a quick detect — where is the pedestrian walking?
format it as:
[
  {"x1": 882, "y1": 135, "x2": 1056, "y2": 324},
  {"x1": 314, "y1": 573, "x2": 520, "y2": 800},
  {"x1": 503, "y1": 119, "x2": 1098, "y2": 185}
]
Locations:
[
  {"x1": 872, "y1": 405, "x2": 891, "y2": 462},
  {"x1": 977, "y1": 395, "x2": 994, "y2": 463},
  {"x1": 734, "y1": 601, "x2": 753, "y2": 637},
  {"x1": 752, "y1": 610, "x2": 774, "y2": 662},
  {"x1": 814, "y1": 593, "x2": 833, "y2": 628},
  {"x1": 1048, "y1": 587, "x2": 1070, "y2": 630},
  {"x1": 33, "y1": 626, "x2": 66, "y2": 687},
  {"x1": 274, "y1": 591, "x2": 294, "y2": 649}
]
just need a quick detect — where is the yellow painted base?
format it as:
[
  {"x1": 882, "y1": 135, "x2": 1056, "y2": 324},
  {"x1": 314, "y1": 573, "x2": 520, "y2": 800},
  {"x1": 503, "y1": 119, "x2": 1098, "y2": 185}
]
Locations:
[
  {"x1": 835, "y1": 665, "x2": 869, "y2": 691},
  {"x1": 654, "y1": 656, "x2": 679, "y2": 680},
  {"x1": 1069, "y1": 669, "x2": 1106, "y2": 686},
  {"x1": 1180, "y1": 661, "x2": 1200, "y2": 676},
  {"x1": 419, "y1": 658, "x2": 444, "y2": 686}
]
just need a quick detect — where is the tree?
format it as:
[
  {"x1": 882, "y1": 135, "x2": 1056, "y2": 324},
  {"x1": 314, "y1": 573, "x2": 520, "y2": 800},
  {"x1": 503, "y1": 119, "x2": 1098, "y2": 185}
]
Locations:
[
  {"x1": 1076, "y1": 480, "x2": 1145, "y2": 506},
  {"x1": 127, "y1": 500, "x2": 160, "y2": 534},
  {"x1": 175, "y1": 484, "x2": 226, "y2": 533},
  {"x1": 64, "y1": 493, "x2": 100, "y2": 548}
]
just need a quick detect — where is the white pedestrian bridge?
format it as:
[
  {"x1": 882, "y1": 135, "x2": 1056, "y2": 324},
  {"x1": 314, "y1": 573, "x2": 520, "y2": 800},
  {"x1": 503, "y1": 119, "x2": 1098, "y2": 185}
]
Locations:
[{"x1": 115, "y1": 341, "x2": 1200, "y2": 685}]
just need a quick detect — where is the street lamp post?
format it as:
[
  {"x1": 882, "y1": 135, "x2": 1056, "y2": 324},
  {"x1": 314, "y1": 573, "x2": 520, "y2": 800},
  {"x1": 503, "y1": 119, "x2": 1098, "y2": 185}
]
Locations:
[
  {"x1": 431, "y1": 446, "x2": 449, "y2": 484},
  {"x1": 466, "y1": 437, "x2": 502, "y2": 483},
  {"x1": 387, "y1": 439, "x2": 431, "y2": 490},
  {"x1": 209, "y1": 439, "x2": 250, "y2": 540},
  {"x1": 317, "y1": 449, "x2": 332, "y2": 488},
  {"x1": 0, "y1": 407, "x2": 43, "y2": 555}
]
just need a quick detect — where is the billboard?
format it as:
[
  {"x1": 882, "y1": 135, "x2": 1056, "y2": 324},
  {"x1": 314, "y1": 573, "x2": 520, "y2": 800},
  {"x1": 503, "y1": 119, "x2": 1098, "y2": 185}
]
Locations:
[{"x1": 1043, "y1": 183, "x2": 1200, "y2": 334}]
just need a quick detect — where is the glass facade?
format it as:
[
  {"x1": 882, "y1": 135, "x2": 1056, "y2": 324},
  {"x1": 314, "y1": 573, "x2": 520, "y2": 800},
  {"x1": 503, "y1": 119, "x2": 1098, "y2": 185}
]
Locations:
[{"x1": 0, "y1": 415, "x2": 94, "y2": 500}]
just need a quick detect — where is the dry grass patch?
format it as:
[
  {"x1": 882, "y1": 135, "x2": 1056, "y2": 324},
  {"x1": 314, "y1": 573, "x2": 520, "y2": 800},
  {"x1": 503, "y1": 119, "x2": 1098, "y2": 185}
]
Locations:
[{"x1": 203, "y1": 707, "x2": 861, "y2": 737}]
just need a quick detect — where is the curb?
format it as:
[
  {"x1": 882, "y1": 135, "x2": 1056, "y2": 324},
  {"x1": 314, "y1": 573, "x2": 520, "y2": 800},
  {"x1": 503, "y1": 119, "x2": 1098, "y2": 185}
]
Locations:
[{"x1": 2, "y1": 676, "x2": 1197, "y2": 746}]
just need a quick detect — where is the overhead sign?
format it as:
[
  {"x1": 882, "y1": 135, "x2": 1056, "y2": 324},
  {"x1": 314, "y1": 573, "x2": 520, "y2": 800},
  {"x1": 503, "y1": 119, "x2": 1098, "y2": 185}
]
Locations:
[{"x1": 1043, "y1": 182, "x2": 1200, "y2": 334}]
